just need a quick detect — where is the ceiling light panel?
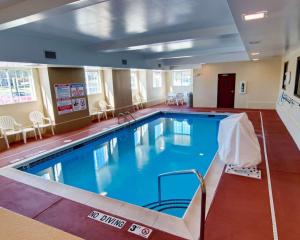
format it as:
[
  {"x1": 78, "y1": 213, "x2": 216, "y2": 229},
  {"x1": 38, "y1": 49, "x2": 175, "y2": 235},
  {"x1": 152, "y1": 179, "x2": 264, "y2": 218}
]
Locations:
[{"x1": 243, "y1": 11, "x2": 267, "y2": 21}]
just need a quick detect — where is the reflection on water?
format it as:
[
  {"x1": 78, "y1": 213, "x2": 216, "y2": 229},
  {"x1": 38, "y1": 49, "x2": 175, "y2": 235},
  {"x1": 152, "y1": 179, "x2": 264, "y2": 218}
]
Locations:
[{"x1": 27, "y1": 114, "x2": 222, "y2": 217}]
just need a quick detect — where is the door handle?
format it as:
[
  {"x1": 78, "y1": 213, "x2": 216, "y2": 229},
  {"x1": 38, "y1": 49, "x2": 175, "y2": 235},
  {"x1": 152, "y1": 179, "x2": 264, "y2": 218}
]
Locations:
[{"x1": 230, "y1": 90, "x2": 235, "y2": 93}]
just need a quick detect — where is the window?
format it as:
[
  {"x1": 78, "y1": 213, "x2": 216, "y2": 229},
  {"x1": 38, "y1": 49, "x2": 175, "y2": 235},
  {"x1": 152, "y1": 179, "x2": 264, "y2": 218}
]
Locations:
[
  {"x1": 153, "y1": 71, "x2": 162, "y2": 88},
  {"x1": 131, "y1": 69, "x2": 138, "y2": 89},
  {"x1": 294, "y1": 57, "x2": 300, "y2": 98},
  {"x1": 172, "y1": 70, "x2": 192, "y2": 86},
  {"x1": 85, "y1": 70, "x2": 102, "y2": 95},
  {"x1": 0, "y1": 69, "x2": 36, "y2": 105},
  {"x1": 282, "y1": 62, "x2": 289, "y2": 90}
]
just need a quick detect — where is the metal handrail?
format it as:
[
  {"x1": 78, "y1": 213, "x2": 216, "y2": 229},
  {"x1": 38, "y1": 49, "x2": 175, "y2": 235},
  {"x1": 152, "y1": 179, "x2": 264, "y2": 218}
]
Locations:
[
  {"x1": 158, "y1": 169, "x2": 206, "y2": 240},
  {"x1": 124, "y1": 111, "x2": 136, "y2": 121},
  {"x1": 117, "y1": 111, "x2": 136, "y2": 124},
  {"x1": 117, "y1": 113, "x2": 127, "y2": 124}
]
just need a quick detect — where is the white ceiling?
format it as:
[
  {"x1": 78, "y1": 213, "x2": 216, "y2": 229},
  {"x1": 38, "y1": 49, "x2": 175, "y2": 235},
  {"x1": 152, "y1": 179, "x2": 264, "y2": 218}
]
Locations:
[
  {"x1": 227, "y1": 0, "x2": 300, "y2": 59},
  {"x1": 0, "y1": 0, "x2": 23, "y2": 9},
  {"x1": 0, "y1": 0, "x2": 300, "y2": 68}
]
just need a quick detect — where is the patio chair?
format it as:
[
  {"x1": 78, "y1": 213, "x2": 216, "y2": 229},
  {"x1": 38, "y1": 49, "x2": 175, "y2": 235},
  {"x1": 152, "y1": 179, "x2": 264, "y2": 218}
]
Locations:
[
  {"x1": 91, "y1": 110, "x2": 104, "y2": 122},
  {"x1": 98, "y1": 100, "x2": 115, "y2": 119},
  {"x1": 133, "y1": 95, "x2": 145, "y2": 110},
  {"x1": 166, "y1": 93, "x2": 176, "y2": 105},
  {"x1": 29, "y1": 111, "x2": 55, "y2": 139},
  {"x1": 0, "y1": 116, "x2": 37, "y2": 148},
  {"x1": 175, "y1": 93, "x2": 185, "y2": 106}
]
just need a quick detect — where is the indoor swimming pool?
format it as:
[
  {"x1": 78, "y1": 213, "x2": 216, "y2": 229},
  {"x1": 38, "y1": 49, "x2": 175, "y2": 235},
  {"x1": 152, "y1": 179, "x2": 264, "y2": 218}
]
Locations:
[{"x1": 19, "y1": 112, "x2": 226, "y2": 217}]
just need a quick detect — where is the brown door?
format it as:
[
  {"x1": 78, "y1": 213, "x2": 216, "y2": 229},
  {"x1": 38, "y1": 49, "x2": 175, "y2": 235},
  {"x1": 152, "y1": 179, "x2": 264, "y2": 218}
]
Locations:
[{"x1": 217, "y1": 73, "x2": 236, "y2": 108}]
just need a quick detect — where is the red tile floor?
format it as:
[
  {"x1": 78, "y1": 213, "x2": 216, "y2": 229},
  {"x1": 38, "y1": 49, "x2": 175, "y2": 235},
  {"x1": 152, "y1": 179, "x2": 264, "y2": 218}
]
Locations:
[{"x1": 0, "y1": 105, "x2": 299, "y2": 240}]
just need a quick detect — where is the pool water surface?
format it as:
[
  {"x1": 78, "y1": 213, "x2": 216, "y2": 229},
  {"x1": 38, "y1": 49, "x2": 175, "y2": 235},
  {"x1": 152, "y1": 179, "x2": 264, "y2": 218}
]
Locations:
[{"x1": 22, "y1": 112, "x2": 226, "y2": 217}]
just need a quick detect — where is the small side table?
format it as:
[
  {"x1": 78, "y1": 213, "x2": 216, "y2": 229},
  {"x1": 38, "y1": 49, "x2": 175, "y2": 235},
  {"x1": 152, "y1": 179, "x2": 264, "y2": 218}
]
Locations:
[{"x1": 22, "y1": 127, "x2": 37, "y2": 144}]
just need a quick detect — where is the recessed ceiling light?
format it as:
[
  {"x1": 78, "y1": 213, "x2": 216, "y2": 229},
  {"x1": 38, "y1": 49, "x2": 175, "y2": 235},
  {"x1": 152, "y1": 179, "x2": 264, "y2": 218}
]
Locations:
[
  {"x1": 251, "y1": 52, "x2": 260, "y2": 56},
  {"x1": 243, "y1": 11, "x2": 268, "y2": 21},
  {"x1": 252, "y1": 58, "x2": 260, "y2": 61}
]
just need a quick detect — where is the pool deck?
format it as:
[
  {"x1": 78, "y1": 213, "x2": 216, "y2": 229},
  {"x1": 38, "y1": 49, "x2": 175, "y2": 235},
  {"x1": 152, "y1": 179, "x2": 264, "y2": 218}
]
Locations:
[{"x1": 0, "y1": 105, "x2": 299, "y2": 240}]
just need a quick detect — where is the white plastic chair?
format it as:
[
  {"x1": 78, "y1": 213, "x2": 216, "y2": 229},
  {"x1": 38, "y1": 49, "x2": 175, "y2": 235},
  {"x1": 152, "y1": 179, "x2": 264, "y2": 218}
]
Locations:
[
  {"x1": 175, "y1": 93, "x2": 185, "y2": 106},
  {"x1": 0, "y1": 116, "x2": 36, "y2": 148},
  {"x1": 134, "y1": 95, "x2": 145, "y2": 110},
  {"x1": 98, "y1": 101, "x2": 115, "y2": 119},
  {"x1": 29, "y1": 111, "x2": 54, "y2": 139},
  {"x1": 166, "y1": 93, "x2": 176, "y2": 105}
]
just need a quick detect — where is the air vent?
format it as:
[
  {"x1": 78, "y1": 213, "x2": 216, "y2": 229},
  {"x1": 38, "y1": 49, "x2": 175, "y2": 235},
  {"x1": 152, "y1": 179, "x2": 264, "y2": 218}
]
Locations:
[
  {"x1": 158, "y1": 63, "x2": 162, "y2": 68},
  {"x1": 249, "y1": 40, "x2": 261, "y2": 45},
  {"x1": 122, "y1": 59, "x2": 127, "y2": 65},
  {"x1": 44, "y1": 50, "x2": 56, "y2": 59}
]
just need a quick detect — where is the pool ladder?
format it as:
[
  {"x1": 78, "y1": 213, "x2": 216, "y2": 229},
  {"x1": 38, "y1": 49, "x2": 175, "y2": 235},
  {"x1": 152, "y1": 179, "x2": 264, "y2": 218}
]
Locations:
[
  {"x1": 117, "y1": 111, "x2": 136, "y2": 124},
  {"x1": 143, "y1": 169, "x2": 206, "y2": 240}
]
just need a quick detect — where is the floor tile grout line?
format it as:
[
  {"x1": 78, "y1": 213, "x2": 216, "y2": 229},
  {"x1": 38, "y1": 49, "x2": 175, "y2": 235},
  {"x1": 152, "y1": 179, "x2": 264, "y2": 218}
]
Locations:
[
  {"x1": 32, "y1": 198, "x2": 64, "y2": 220},
  {"x1": 260, "y1": 111, "x2": 279, "y2": 240}
]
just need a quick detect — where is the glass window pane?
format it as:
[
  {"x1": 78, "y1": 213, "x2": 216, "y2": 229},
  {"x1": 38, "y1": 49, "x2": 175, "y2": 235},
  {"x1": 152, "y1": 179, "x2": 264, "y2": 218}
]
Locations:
[
  {"x1": 0, "y1": 70, "x2": 12, "y2": 105},
  {"x1": 85, "y1": 71, "x2": 101, "y2": 95},
  {"x1": 0, "y1": 69, "x2": 36, "y2": 105},
  {"x1": 153, "y1": 71, "x2": 162, "y2": 88},
  {"x1": 131, "y1": 70, "x2": 138, "y2": 89},
  {"x1": 172, "y1": 70, "x2": 192, "y2": 86}
]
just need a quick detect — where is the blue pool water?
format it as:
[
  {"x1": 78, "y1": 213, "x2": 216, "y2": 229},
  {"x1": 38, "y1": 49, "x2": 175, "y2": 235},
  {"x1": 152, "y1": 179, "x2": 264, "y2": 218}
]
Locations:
[{"x1": 22, "y1": 112, "x2": 226, "y2": 217}]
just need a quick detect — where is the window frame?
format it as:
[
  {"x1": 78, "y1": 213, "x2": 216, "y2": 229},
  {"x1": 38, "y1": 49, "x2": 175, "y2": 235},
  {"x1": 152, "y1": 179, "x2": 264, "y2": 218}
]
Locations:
[
  {"x1": 0, "y1": 68, "x2": 37, "y2": 106},
  {"x1": 172, "y1": 70, "x2": 192, "y2": 87},
  {"x1": 153, "y1": 70, "x2": 162, "y2": 88},
  {"x1": 85, "y1": 70, "x2": 102, "y2": 95},
  {"x1": 294, "y1": 57, "x2": 300, "y2": 98}
]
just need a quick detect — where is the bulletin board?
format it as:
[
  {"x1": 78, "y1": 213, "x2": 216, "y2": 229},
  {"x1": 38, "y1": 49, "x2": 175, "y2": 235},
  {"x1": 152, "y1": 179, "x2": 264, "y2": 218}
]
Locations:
[{"x1": 54, "y1": 83, "x2": 87, "y2": 115}]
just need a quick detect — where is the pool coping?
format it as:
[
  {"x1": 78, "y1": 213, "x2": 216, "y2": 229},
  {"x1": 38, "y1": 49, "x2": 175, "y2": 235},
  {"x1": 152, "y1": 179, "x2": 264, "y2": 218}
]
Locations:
[{"x1": 0, "y1": 110, "x2": 229, "y2": 239}]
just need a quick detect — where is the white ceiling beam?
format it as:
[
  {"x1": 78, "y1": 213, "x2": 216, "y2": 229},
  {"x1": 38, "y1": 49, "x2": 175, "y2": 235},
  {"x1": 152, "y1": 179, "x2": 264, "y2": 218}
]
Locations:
[
  {"x1": 0, "y1": 0, "x2": 108, "y2": 30},
  {"x1": 159, "y1": 51, "x2": 249, "y2": 66},
  {"x1": 93, "y1": 24, "x2": 238, "y2": 52},
  {"x1": 144, "y1": 44, "x2": 245, "y2": 60}
]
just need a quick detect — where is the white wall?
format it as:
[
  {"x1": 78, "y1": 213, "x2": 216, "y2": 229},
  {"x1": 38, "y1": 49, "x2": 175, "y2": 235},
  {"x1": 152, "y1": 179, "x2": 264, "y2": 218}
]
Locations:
[
  {"x1": 145, "y1": 70, "x2": 167, "y2": 106},
  {"x1": 0, "y1": 31, "x2": 147, "y2": 69},
  {"x1": 276, "y1": 47, "x2": 300, "y2": 149},
  {"x1": 193, "y1": 58, "x2": 282, "y2": 109}
]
